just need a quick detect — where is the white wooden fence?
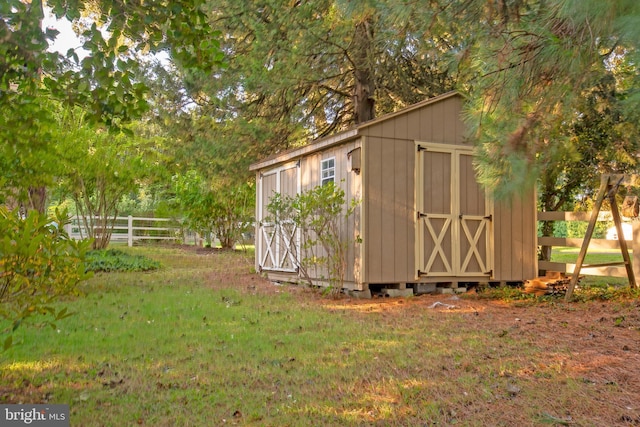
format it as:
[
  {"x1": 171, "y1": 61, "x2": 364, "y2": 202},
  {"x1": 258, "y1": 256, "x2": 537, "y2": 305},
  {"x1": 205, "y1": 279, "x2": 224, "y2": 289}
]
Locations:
[
  {"x1": 64, "y1": 216, "x2": 182, "y2": 247},
  {"x1": 538, "y1": 211, "x2": 639, "y2": 285}
]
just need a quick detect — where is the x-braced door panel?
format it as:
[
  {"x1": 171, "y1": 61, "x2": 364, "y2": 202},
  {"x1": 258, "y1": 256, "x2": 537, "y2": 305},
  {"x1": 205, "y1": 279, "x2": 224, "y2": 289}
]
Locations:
[
  {"x1": 257, "y1": 162, "x2": 300, "y2": 272},
  {"x1": 421, "y1": 215, "x2": 453, "y2": 275},
  {"x1": 259, "y1": 222, "x2": 298, "y2": 271},
  {"x1": 457, "y1": 152, "x2": 492, "y2": 276},
  {"x1": 417, "y1": 148, "x2": 455, "y2": 276},
  {"x1": 459, "y1": 215, "x2": 490, "y2": 275},
  {"x1": 416, "y1": 144, "x2": 492, "y2": 278}
]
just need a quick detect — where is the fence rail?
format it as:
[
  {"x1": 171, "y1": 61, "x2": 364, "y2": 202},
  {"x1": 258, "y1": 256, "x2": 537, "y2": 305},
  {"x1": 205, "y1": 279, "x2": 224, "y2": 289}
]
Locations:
[
  {"x1": 64, "y1": 216, "x2": 182, "y2": 247},
  {"x1": 538, "y1": 211, "x2": 639, "y2": 282}
]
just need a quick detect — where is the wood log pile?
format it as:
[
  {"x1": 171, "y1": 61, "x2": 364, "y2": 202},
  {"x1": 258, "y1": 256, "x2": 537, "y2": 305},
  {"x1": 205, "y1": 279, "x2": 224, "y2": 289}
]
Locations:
[{"x1": 523, "y1": 271, "x2": 578, "y2": 296}]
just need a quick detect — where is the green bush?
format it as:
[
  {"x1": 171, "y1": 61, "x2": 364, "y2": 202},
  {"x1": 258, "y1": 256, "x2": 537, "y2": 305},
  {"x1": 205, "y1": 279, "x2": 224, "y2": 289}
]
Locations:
[
  {"x1": 85, "y1": 248, "x2": 161, "y2": 272},
  {"x1": 0, "y1": 208, "x2": 91, "y2": 349},
  {"x1": 267, "y1": 181, "x2": 359, "y2": 293}
]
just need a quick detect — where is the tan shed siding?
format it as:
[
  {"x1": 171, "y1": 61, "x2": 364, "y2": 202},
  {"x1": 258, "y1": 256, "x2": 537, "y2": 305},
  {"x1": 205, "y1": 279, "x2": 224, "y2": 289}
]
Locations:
[
  {"x1": 401, "y1": 134, "x2": 415, "y2": 280},
  {"x1": 304, "y1": 152, "x2": 325, "y2": 281},
  {"x1": 522, "y1": 190, "x2": 538, "y2": 279},
  {"x1": 358, "y1": 95, "x2": 468, "y2": 284},
  {"x1": 300, "y1": 152, "x2": 325, "y2": 281},
  {"x1": 419, "y1": 106, "x2": 433, "y2": 141},
  {"x1": 261, "y1": 172, "x2": 277, "y2": 213},
  {"x1": 301, "y1": 145, "x2": 353, "y2": 188},
  {"x1": 365, "y1": 135, "x2": 383, "y2": 282},
  {"x1": 360, "y1": 95, "x2": 465, "y2": 145},
  {"x1": 254, "y1": 172, "x2": 261, "y2": 272},
  {"x1": 298, "y1": 141, "x2": 362, "y2": 286},
  {"x1": 363, "y1": 94, "x2": 535, "y2": 284},
  {"x1": 493, "y1": 198, "x2": 509, "y2": 278},
  {"x1": 380, "y1": 121, "x2": 396, "y2": 282},
  {"x1": 459, "y1": 154, "x2": 484, "y2": 216},
  {"x1": 431, "y1": 100, "x2": 446, "y2": 142},
  {"x1": 394, "y1": 109, "x2": 409, "y2": 140},
  {"x1": 403, "y1": 110, "x2": 419, "y2": 141},
  {"x1": 458, "y1": 154, "x2": 488, "y2": 272},
  {"x1": 509, "y1": 197, "x2": 525, "y2": 279},
  {"x1": 361, "y1": 135, "x2": 416, "y2": 284},
  {"x1": 343, "y1": 141, "x2": 363, "y2": 286},
  {"x1": 445, "y1": 94, "x2": 464, "y2": 144},
  {"x1": 426, "y1": 151, "x2": 452, "y2": 215},
  {"x1": 416, "y1": 95, "x2": 464, "y2": 144},
  {"x1": 280, "y1": 167, "x2": 298, "y2": 197},
  {"x1": 493, "y1": 190, "x2": 537, "y2": 281},
  {"x1": 300, "y1": 154, "x2": 317, "y2": 190},
  {"x1": 454, "y1": 98, "x2": 465, "y2": 143},
  {"x1": 349, "y1": 141, "x2": 364, "y2": 285},
  {"x1": 254, "y1": 92, "x2": 538, "y2": 286}
]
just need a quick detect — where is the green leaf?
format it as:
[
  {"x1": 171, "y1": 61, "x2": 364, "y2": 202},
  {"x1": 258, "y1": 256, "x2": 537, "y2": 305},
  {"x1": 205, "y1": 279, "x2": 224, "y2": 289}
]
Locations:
[
  {"x1": 66, "y1": 7, "x2": 81, "y2": 21},
  {"x1": 78, "y1": 80, "x2": 89, "y2": 93},
  {"x1": 3, "y1": 335, "x2": 12, "y2": 351},
  {"x1": 56, "y1": 307, "x2": 75, "y2": 320},
  {"x1": 45, "y1": 27, "x2": 60, "y2": 40}
]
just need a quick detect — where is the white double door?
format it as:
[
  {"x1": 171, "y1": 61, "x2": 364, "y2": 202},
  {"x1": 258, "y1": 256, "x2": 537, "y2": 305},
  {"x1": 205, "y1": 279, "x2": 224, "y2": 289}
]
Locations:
[{"x1": 257, "y1": 162, "x2": 300, "y2": 272}]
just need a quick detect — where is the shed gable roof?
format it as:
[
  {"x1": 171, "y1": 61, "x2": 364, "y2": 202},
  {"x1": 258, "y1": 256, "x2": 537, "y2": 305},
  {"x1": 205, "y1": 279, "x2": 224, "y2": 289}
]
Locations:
[{"x1": 249, "y1": 91, "x2": 462, "y2": 171}]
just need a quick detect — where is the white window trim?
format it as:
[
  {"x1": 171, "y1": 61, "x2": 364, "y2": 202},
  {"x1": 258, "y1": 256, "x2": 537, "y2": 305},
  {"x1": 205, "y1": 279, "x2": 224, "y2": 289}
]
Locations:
[{"x1": 321, "y1": 157, "x2": 336, "y2": 186}]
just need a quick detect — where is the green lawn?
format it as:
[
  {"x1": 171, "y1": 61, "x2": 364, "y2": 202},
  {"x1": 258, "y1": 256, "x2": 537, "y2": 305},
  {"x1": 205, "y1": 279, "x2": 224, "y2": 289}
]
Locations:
[
  {"x1": 549, "y1": 246, "x2": 631, "y2": 286},
  {"x1": 550, "y1": 246, "x2": 630, "y2": 263},
  {"x1": 2, "y1": 247, "x2": 639, "y2": 425}
]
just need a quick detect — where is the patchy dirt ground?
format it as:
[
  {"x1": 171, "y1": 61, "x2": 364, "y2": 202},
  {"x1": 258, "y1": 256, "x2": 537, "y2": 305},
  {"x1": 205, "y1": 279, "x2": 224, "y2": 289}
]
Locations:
[
  {"x1": 4, "y1": 246, "x2": 640, "y2": 425},
  {"x1": 205, "y1": 250, "x2": 640, "y2": 424},
  {"x1": 194, "y1": 247, "x2": 640, "y2": 386}
]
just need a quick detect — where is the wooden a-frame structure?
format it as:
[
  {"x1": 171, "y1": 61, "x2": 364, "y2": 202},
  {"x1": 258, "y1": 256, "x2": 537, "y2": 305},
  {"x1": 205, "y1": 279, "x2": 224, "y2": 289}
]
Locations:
[{"x1": 565, "y1": 174, "x2": 639, "y2": 301}]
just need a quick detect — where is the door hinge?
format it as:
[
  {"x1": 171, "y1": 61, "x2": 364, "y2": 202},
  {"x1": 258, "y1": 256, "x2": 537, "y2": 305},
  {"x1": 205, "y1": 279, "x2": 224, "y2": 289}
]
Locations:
[
  {"x1": 484, "y1": 214, "x2": 493, "y2": 221},
  {"x1": 417, "y1": 211, "x2": 427, "y2": 220},
  {"x1": 417, "y1": 145, "x2": 427, "y2": 152},
  {"x1": 484, "y1": 269, "x2": 493, "y2": 276}
]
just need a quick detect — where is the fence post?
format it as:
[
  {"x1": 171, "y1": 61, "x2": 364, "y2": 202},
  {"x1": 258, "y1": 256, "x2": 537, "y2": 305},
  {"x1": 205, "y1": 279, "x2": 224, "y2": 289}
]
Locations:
[
  {"x1": 633, "y1": 221, "x2": 640, "y2": 288},
  {"x1": 128, "y1": 216, "x2": 133, "y2": 247}
]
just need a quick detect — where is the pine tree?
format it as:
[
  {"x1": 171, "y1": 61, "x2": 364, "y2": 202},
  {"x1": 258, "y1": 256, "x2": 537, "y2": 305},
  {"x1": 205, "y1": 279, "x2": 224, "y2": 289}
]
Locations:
[{"x1": 459, "y1": 0, "x2": 640, "y2": 198}]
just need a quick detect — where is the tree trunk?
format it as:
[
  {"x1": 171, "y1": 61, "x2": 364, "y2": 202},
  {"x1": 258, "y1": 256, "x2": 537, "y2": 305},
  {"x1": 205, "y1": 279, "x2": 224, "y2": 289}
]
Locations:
[
  {"x1": 538, "y1": 172, "x2": 571, "y2": 263},
  {"x1": 539, "y1": 220, "x2": 554, "y2": 261},
  {"x1": 352, "y1": 18, "x2": 375, "y2": 124},
  {"x1": 27, "y1": 186, "x2": 47, "y2": 214},
  {"x1": 16, "y1": 2, "x2": 48, "y2": 217}
]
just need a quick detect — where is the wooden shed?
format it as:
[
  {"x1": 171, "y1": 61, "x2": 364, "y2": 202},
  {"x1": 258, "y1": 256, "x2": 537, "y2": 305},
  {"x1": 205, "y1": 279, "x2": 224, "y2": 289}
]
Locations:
[{"x1": 249, "y1": 92, "x2": 537, "y2": 294}]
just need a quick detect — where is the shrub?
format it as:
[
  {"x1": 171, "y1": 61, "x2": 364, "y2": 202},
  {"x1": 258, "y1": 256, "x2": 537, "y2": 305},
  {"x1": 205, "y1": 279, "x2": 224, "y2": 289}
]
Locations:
[
  {"x1": 267, "y1": 181, "x2": 359, "y2": 293},
  {"x1": 0, "y1": 208, "x2": 91, "y2": 349},
  {"x1": 85, "y1": 248, "x2": 161, "y2": 272}
]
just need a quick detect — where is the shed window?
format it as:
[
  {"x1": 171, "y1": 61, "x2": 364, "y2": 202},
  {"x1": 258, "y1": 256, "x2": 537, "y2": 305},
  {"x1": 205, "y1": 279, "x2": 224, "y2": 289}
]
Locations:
[{"x1": 321, "y1": 157, "x2": 335, "y2": 185}]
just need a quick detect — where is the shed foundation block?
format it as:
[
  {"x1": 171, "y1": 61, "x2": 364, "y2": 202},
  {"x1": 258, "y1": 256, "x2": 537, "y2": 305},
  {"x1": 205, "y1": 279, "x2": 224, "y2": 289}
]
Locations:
[
  {"x1": 414, "y1": 283, "x2": 437, "y2": 294},
  {"x1": 381, "y1": 288, "x2": 414, "y2": 298},
  {"x1": 345, "y1": 289, "x2": 372, "y2": 299}
]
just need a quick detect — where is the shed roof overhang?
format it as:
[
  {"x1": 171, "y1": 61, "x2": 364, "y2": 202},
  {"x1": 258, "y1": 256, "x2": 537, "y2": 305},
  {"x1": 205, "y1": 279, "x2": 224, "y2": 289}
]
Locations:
[
  {"x1": 249, "y1": 128, "x2": 359, "y2": 172},
  {"x1": 249, "y1": 91, "x2": 461, "y2": 172}
]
